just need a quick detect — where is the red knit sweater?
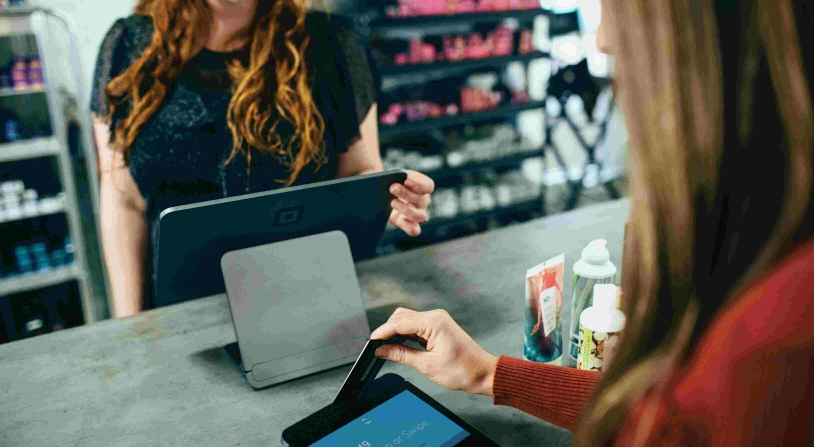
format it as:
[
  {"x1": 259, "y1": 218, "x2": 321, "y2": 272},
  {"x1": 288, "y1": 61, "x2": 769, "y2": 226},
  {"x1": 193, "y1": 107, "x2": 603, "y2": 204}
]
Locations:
[{"x1": 493, "y1": 239, "x2": 814, "y2": 445}]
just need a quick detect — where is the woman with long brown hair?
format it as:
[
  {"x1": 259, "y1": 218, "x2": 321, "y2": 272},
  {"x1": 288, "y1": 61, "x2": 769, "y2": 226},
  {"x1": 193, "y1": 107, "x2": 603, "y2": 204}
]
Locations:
[
  {"x1": 91, "y1": 0, "x2": 434, "y2": 317},
  {"x1": 371, "y1": 0, "x2": 814, "y2": 445}
]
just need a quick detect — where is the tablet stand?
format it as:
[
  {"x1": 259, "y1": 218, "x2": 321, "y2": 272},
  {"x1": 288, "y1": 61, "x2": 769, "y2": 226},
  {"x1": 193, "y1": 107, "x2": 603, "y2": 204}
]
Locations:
[{"x1": 220, "y1": 231, "x2": 371, "y2": 389}]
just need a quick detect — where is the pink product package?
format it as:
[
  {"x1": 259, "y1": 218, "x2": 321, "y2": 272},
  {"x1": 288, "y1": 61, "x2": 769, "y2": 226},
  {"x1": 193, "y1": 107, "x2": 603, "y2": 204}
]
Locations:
[
  {"x1": 518, "y1": 29, "x2": 534, "y2": 54},
  {"x1": 491, "y1": 26, "x2": 515, "y2": 56}
]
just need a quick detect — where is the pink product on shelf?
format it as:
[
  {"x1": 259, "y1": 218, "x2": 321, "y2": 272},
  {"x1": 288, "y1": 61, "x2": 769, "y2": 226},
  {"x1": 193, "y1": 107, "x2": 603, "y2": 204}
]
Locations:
[
  {"x1": 409, "y1": 39, "x2": 423, "y2": 64},
  {"x1": 511, "y1": 89, "x2": 530, "y2": 104},
  {"x1": 518, "y1": 29, "x2": 534, "y2": 55},
  {"x1": 394, "y1": 53, "x2": 409, "y2": 65},
  {"x1": 491, "y1": 26, "x2": 515, "y2": 56},
  {"x1": 444, "y1": 35, "x2": 468, "y2": 61},
  {"x1": 391, "y1": 0, "x2": 538, "y2": 18},
  {"x1": 389, "y1": 103, "x2": 405, "y2": 115},
  {"x1": 380, "y1": 113, "x2": 399, "y2": 126},
  {"x1": 401, "y1": 0, "x2": 445, "y2": 17},
  {"x1": 465, "y1": 34, "x2": 491, "y2": 60},
  {"x1": 421, "y1": 44, "x2": 437, "y2": 64},
  {"x1": 476, "y1": 0, "x2": 496, "y2": 12},
  {"x1": 380, "y1": 103, "x2": 405, "y2": 125},
  {"x1": 445, "y1": 104, "x2": 459, "y2": 115},
  {"x1": 429, "y1": 103, "x2": 443, "y2": 117},
  {"x1": 456, "y1": 0, "x2": 477, "y2": 13},
  {"x1": 461, "y1": 87, "x2": 502, "y2": 113}
]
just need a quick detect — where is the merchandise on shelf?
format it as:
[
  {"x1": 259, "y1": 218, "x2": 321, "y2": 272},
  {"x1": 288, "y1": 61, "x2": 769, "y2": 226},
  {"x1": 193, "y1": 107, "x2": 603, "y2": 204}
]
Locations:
[
  {"x1": 0, "y1": 179, "x2": 65, "y2": 223},
  {"x1": 383, "y1": 148, "x2": 445, "y2": 172},
  {"x1": 382, "y1": 23, "x2": 529, "y2": 67},
  {"x1": 25, "y1": 57, "x2": 44, "y2": 90},
  {"x1": 0, "y1": 178, "x2": 70, "y2": 280},
  {"x1": 10, "y1": 56, "x2": 26, "y2": 91},
  {"x1": 0, "y1": 104, "x2": 49, "y2": 143},
  {"x1": 382, "y1": 0, "x2": 540, "y2": 19},
  {"x1": 428, "y1": 169, "x2": 540, "y2": 219},
  {"x1": 382, "y1": 124, "x2": 539, "y2": 174},
  {"x1": 3, "y1": 235, "x2": 74, "y2": 279},
  {"x1": 379, "y1": 71, "x2": 526, "y2": 125},
  {"x1": 445, "y1": 124, "x2": 538, "y2": 166}
]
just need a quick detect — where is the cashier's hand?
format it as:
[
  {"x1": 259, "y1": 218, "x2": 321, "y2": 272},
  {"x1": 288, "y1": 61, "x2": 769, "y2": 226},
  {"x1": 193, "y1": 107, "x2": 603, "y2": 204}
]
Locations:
[
  {"x1": 371, "y1": 308, "x2": 498, "y2": 397},
  {"x1": 389, "y1": 170, "x2": 434, "y2": 237}
]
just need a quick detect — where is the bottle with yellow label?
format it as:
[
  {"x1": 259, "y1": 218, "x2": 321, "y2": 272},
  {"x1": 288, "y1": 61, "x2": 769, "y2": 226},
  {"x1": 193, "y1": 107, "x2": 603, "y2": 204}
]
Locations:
[{"x1": 577, "y1": 284, "x2": 625, "y2": 372}]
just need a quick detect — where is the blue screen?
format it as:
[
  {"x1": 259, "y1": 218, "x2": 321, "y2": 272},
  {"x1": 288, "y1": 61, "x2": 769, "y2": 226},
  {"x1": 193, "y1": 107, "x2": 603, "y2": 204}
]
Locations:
[{"x1": 311, "y1": 391, "x2": 470, "y2": 447}]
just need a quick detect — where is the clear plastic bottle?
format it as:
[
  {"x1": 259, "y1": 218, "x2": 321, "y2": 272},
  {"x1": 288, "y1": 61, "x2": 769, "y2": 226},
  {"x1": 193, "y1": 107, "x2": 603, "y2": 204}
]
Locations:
[
  {"x1": 577, "y1": 284, "x2": 626, "y2": 372},
  {"x1": 569, "y1": 239, "x2": 616, "y2": 363}
]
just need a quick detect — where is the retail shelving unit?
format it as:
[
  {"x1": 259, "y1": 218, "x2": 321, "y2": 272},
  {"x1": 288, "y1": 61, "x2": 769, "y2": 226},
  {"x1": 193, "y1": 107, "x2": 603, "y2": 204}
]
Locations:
[
  {"x1": 357, "y1": 7, "x2": 550, "y2": 251},
  {"x1": 0, "y1": 7, "x2": 106, "y2": 344},
  {"x1": 378, "y1": 100, "x2": 546, "y2": 139}
]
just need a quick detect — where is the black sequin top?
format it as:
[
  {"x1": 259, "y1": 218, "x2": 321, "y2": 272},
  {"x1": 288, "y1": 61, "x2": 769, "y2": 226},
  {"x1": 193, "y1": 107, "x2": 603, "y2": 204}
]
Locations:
[{"x1": 91, "y1": 12, "x2": 375, "y2": 305}]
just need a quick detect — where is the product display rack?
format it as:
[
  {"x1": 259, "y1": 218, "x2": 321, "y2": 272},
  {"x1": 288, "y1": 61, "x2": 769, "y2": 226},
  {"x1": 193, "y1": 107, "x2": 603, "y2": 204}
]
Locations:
[
  {"x1": 426, "y1": 146, "x2": 544, "y2": 181},
  {"x1": 378, "y1": 100, "x2": 546, "y2": 139},
  {"x1": 358, "y1": 6, "x2": 550, "y2": 251},
  {"x1": 367, "y1": 8, "x2": 548, "y2": 31},
  {"x1": 0, "y1": 7, "x2": 106, "y2": 344},
  {"x1": 377, "y1": 50, "x2": 548, "y2": 76}
]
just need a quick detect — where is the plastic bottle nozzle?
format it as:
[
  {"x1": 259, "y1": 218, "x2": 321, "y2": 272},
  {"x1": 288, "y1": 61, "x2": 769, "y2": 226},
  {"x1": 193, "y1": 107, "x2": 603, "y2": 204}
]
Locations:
[
  {"x1": 593, "y1": 284, "x2": 618, "y2": 309},
  {"x1": 582, "y1": 239, "x2": 610, "y2": 265}
]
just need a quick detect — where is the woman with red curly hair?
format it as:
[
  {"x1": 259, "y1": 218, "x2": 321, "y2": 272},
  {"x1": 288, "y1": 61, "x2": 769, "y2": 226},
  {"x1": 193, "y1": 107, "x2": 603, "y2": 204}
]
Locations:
[{"x1": 92, "y1": 0, "x2": 434, "y2": 317}]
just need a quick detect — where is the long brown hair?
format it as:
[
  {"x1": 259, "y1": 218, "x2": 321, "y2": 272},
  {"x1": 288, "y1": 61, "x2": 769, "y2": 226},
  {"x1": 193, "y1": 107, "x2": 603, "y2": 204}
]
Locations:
[
  {"x1": 105, "y1": 0, "x2": 326, "y2": 185},
  {"x1": 576, "y1": 0, "x2": 813, "y2": 445}
]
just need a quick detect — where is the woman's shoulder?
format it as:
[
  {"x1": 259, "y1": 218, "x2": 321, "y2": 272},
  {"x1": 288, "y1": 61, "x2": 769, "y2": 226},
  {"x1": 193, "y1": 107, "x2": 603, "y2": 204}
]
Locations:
[
  {"x1": 305, "y1": 11, "x2": 353, "y2": 33},
  {"x1": 655, "y1": 239, "x2": 814, "y2": 446},
  {"x1": 100, "y1": 14, "x2": 153, "y2": 56},
  {"x1": 304, "y1": 11, "x2": 360, "y2": 48},
  {"x1": 91, "y1": 14, "x2": 153, "y2": 115}
]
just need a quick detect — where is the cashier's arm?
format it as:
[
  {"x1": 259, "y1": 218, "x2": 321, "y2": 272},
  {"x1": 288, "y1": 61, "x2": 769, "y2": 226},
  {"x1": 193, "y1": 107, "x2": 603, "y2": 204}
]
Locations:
[
  {"x1": 94, "y1": 118, "x2": 149, "y2": 318},
  {"x1": 339, "y1": 105, "x2": 434, "y2": 237}
]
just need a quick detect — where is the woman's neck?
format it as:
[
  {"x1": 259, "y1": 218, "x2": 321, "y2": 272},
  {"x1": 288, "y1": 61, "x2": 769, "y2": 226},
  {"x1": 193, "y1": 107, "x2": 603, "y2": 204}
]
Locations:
[{"x1": 205, "y1": 0, "x2": 256, "y2": 52}]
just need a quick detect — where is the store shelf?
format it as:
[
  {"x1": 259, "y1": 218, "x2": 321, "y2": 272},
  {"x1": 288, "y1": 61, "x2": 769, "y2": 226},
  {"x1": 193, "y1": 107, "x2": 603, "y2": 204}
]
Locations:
[
  {"x1": 427, "y1": 148, "x2": 544, "y2": 181},
  {"x1": 382, "y1": 197, "x2": 542, "y2": 244},
  {"x1": 0, "y1": 265, "x2": 79, "y2": 297},
  {"x1": 0, "y1": 202, "x2": 65, "y2": 224},
  {"x1": 379, "y1": 100, "x2": 544, "y2": 139},
  {"x1": 379, "y1": 51, "x2": 549, "y2": 77},
  {"x1": 0, "y1": 88, "x2": 46, "y2": 98},
  {"x1": 0, "y1": 137, "x2": 58, "y2": 163},
  {"x1": 370, "y1": 8, "x2": 548, "y2": 31}
]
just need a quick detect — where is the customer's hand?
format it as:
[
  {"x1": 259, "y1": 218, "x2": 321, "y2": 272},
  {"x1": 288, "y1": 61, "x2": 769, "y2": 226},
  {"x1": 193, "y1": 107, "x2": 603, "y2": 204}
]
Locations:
[
  {"x1": 371, "y1": 308, "x2": 498, "y2": 397},
  {"x1": 390, "y1": 170, "x2": 434, "y2": 237}
]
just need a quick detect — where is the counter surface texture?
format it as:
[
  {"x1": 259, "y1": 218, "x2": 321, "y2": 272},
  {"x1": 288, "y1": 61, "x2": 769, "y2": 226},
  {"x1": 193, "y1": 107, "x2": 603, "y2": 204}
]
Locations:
[{"x1": 0, "y1": 199, "x2": 628, "y2": 447}]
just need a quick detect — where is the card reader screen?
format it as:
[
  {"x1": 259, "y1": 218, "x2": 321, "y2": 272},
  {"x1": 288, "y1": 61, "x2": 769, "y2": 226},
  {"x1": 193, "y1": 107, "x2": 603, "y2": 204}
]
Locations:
[{"x1": 311, "y1": 390, "x2": 470, "y2": 447}]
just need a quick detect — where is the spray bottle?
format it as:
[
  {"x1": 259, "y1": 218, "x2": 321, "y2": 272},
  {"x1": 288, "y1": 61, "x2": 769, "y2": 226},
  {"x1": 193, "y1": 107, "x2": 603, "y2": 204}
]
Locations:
[
  {"x1": 569, "y1": 239, "x2": 616, "y2": 364},
  {"x1": 577, "y1": 284, "x2": 626, "y2": 371}
]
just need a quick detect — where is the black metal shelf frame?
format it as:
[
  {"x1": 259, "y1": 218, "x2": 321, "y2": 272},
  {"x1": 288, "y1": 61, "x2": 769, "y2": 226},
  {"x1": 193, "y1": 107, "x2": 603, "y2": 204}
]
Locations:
[
  {"x1": 378, "y1": 51, "x2": 549, "y2": 77},
  {"x1": 369, "y1": 8, "x2": 549, "y2": 31},
  {"x1": 426, "y1": 148, "x2": 544, "y2": 182},
  {"x1": 381, "y1": 197, "x2": 542, "y2": 245},
  {"x1": 379, "y1": 100, "x2": 545, "y2": 139}
]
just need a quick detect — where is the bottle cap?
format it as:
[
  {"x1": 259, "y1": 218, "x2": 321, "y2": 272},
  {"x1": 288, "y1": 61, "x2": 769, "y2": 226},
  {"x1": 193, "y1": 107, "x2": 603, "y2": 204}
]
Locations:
[
  {"x1": 581, "y1": 239, "x2": 610, "y2": 265},
  {"x1": 593, "y1": 284, "x2": 618, "y2": 309}
]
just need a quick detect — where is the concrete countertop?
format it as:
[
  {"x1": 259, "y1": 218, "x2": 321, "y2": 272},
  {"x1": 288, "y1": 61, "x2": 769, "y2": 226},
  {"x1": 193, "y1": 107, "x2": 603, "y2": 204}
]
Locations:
[{"x1": 0, "y1": 199, "x2": 628, "y2": 447}]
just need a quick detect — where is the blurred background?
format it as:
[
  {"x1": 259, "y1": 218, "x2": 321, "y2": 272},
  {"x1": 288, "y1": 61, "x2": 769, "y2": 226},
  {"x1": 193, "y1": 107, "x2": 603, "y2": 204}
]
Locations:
[{"x1": 0, "y1": 0, "x2": 627, "y2": 343}]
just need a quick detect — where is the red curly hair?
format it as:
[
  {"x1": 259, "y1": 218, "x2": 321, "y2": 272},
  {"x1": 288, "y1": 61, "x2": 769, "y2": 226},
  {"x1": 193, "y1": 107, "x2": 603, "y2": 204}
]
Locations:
[{"x1": 105, "y1": 0, "x2": 326, "y2": 185}]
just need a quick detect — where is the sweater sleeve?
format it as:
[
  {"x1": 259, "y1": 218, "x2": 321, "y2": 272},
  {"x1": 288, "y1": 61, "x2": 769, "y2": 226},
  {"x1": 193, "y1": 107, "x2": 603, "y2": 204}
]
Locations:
[{"x1": 493, "y1": 356, "x2": 601, "y2": 431}]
